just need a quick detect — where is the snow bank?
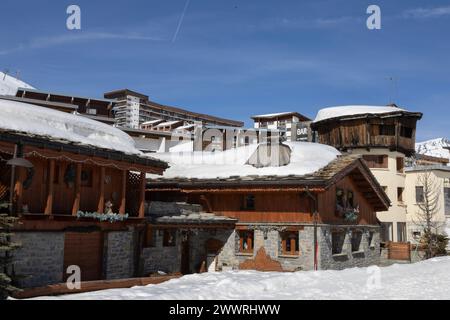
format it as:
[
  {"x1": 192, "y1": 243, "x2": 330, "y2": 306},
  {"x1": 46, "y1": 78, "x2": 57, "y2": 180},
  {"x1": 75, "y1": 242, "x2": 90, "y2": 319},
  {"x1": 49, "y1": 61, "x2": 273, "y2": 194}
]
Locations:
[
  {"x1": 416, "y1": 138, "x2": 450, "y2": 163},
  {"x1": 34, "y1": 257, "x2": 450, "y2": 300},
  {"x1": 0, "y1": 99, "x2": 143, "y2": 155},
  {"x1": 150, "y1": 141, "x2": 340, "y2": 179},
  {"x1": 0, "y1": 71, "x2": 35, "y2": 96},
  {"x1": 314, "y1": 105, "x2": 404, "y2": 123}
]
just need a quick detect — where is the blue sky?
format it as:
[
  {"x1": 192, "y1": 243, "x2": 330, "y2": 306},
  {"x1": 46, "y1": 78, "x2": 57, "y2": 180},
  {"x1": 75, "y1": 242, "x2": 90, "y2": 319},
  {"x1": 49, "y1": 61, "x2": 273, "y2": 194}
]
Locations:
[{"x1": 1, "y1": 0, "x2": 449, "y2": 140}]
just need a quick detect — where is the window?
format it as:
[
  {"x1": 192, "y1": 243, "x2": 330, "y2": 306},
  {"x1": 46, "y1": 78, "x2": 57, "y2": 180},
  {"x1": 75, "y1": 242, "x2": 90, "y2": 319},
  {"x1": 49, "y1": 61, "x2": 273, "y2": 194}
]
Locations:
[
  {"x1": 336, "y1": 188, "x2": 345, "y2": 208},
  {"x1": 163, "y1": 230, "x2": 176, "y2": 247},
  {"x1": 379, "y1": 125, "x2": 396, "y2": 136},
  {"x1": 351, "y1": 231, "x2": 362, "y2": 252},
  {"x1": 397, "y1": 222, "x2": 406, "y2": 242},
  {"x1": 242, "y1": 194, "x2": 255, "y2": 211},
  {"x1": 244, "y1": 136, "x2": 250, "y2": 145},
  {"x1": 280, "y1": 231, "x2": 299, "y2": 256},
  {"x1": 144, "y1": 226, "x2": 155, "y2": 248},
  {"x1": 332, "y1": 231, "x2": 345, "y2": 255},
  {"x1": 415, "y1": 186, "x2": 424, "y2": 203},
  {"x1": 397, "y1": 187, "x2": 404, "y2": 203},
  {"x1": 380, "y1": 222, "x2": 393, "y2": 242},
  {"x1": 368, "y1": 231, "x2": 375, "y2": 248},
  {"x1": 86, "y1": 108, "x2": 97, "y2": 115},
  {"x1": 400, "y1": 126, "x2": 413, "y2": 138},
  {"x1": 347, "y1": 191, "x2": 354, "y2": 208},
  {"x1": 362, "y1": 155, "x2": 388, "y2": 168},
  {"x1": 396, "y1": 157, "x2": 404, "y2": 173},
  {"x1": 239, "y1": 231, "x2": 254, "y2": 253}
]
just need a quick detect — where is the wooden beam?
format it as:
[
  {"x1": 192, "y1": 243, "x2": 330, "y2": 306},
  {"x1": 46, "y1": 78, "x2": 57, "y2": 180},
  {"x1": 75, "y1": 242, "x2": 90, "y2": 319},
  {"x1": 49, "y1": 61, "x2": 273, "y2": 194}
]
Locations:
[
  {"x1": 97, "y1": 167, "x2": 105, "y2": 214},
  {"x1": 119, "y1": 170, "x2": 127, "y2": 215},
  {"x1": 71, "y1": 164, "x2": 82, "y2": 216},
  {"x1": 44, "y1": 159, "x2": 55, "y2": 215},
  {"x1": 138, "y1": 172, "x2": 146, "y2": 218},
  {"x1": 14, "y1": 167, "x2": 27, "y2": 214}
]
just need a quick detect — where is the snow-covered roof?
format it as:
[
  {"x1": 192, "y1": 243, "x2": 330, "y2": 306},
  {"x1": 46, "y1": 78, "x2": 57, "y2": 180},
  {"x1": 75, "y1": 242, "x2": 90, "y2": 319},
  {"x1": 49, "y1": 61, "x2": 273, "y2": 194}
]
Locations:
[
  {"x1": 0, "y1": 72, "x2": 35, "y2": 96},
  {"x1": 149, "y1": 141, "x2": 340, "y2": 179},
  {"x1": 252, "y1": 111, "x2": 311, "y2": 121},
  {"x1": 313, "y1": 105, "x2": 406, "y2": 123},
  {"x1": 0, "y1": 99, "x2": 144, "y2": 156}
]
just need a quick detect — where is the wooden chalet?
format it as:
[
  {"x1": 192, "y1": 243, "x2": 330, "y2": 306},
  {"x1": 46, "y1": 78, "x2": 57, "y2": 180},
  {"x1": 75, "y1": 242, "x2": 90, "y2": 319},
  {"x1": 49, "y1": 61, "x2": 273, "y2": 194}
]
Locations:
[
  {"x1": 0, "y1": 100, "x2": 170, "y2": 288},
  {"x1": 147, "y1": 152, "x2": 390, "y2": 272},
  {"x1": 311, "y1": 105, "x2": 423, "y2": 156}
]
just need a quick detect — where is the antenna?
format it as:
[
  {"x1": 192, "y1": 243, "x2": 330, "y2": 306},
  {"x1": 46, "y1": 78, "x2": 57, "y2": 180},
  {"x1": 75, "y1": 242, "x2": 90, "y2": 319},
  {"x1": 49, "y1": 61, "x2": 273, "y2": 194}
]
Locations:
[
  {"x1": 2, "y1": 68, "x2": 9, "y2": 81},
  {"x1": 386, "y1": 76, "x2": 398, "y2": 104}
]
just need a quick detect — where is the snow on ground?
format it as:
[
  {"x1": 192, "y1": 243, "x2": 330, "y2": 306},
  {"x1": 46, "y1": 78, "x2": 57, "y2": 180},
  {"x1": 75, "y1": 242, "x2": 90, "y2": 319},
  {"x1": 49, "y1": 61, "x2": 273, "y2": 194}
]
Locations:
[
  {"x1": 314, "y1": 105, "x2": 404, "y2": 123},
  {"x1": 150, "y1": 141, "x2": 340, "y2": 179},
  {"x1": 0, "y1": 99, "x2": 144, "y2": 156},
  {"x1": 34, "y1": 257, "x2": 450, "y2": 300},
  {"x1": 416, "y1": 138, "x2": 450, "y2": 162},
  {"x1": 0, "y1": 71, "x2": 35, "y2": 96}
]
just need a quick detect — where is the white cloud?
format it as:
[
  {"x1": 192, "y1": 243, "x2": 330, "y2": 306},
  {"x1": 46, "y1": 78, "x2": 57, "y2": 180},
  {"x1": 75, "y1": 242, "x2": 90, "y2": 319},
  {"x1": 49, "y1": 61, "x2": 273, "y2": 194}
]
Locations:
[
  {"x1": 0, "y1": 32, "x2": 161, "y2": 55},
  {"x1": 403, "y1": 6, "x2": 450, "y2": 19}
]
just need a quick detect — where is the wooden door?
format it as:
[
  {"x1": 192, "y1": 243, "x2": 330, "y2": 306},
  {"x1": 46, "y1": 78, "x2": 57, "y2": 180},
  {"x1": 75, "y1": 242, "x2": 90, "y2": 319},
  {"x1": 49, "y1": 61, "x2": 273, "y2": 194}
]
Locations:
[
  {"x1": 63, "y1": 231, "x2": 103, "y2": 282},
  {"x1": 180, "y1": 235, "x2": 190, "y2": 275}
]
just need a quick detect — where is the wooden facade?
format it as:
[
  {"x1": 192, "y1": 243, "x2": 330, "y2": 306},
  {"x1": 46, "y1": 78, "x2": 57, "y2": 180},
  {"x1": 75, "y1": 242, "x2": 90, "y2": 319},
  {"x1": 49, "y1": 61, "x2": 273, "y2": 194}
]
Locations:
[
  {"x1": 311, "y1": 110, "x2": 423, "y2": 156},
  {"x1": 0, "y1": 133, "x2": 167, "y2": 218},
  {"x1": 149, "y1": 156, "x2": 390, "y2": 226}
]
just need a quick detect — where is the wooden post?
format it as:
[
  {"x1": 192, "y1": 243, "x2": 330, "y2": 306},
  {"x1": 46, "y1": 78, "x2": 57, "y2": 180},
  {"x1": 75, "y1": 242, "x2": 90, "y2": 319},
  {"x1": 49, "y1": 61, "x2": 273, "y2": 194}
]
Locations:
[
  {"x1": 72, "y1": 164, "x2": 82, "y2": 216},
  {"x1": 138, "y1": 172, "x2": 146, "y2": 218},
  {"x1": 119, "y1": 170, "x2": 127, "y2": 215},
  {"x1": 44, "y1": 159, "x2": 55, "y2": 215},
  {"x1": 14, "y1": 167, "x2": 26, "y2": 215},
  {"x1": 97, "y1": 167, "x2": 105, "y2": 214}
]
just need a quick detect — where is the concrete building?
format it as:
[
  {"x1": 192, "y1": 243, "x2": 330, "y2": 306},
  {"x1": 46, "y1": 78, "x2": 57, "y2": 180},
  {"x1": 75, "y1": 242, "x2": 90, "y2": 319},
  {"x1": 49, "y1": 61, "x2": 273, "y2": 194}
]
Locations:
[
  {"x1": 104, "y1": 89, "x2": 244, "y2": 129},
  {"x1": 405, "y1": 165, "x2": 450, "y2": 242},
  {"x1": 251, "y1": 112, "x2": 312, "y2": 142}
]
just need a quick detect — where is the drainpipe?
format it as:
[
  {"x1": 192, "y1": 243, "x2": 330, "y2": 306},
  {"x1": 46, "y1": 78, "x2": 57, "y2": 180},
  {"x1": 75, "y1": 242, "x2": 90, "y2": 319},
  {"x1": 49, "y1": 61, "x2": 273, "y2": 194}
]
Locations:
[{"x1": 305, "y1": 187, "x2": 319, "y2": 271}]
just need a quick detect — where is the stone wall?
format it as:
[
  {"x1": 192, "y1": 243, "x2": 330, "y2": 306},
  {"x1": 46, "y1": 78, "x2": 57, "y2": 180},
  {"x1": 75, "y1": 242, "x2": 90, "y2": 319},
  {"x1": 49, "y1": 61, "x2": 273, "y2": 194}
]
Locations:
[
  {"x1": 318, "y1": 225, "x2": 380, "y2": 270},
  {"x1": 104, "y1": 230, "x2": 135, "y2": 280},
  {"x1": 216, "y1": 226, "x2": 316, "y2": 271},
  {"x1": 141, "y1": 230, "x2": 181, "y2": 275},
  {"x1": 12, "y1": 232, "x2": 65, "y2": 288}
]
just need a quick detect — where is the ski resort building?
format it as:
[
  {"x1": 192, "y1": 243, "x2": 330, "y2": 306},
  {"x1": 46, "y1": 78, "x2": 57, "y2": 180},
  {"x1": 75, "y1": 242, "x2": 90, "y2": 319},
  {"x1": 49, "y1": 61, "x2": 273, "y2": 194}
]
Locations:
[
  {"x1": 251, "y1": 112, "x2": 313, "y2": 142},
  {"x1": 146, "y1": 142, "x2": 390, "y2": 272},
  {"x1": 311, "y1": 105, "x2": 423, "y2": 243},
  {"x1": 104, "y1": 89, "x2": 244, "y2": 129}
]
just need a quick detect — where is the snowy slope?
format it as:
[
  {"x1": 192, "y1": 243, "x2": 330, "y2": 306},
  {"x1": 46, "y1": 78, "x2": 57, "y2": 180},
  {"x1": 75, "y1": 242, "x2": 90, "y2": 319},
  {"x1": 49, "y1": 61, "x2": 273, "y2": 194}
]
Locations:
[
  {"x1": 314, "y1": 105, "x2": 404, "y2": 123},
  {"x1": 0, "y1": 99, "x2": 143, "y2": 156},
  {"x1": 33, "y1": 257, "x2": 450, "y2": 300},
  {"x1": 416, "y1": 138, "x2": 450, "y2": 162},
  {"x1": 150, "y1": 141, "x2": 340, "y2": 179},
  {"x1": 0, "y1": 71, "x2": 35, "y2": 96}
]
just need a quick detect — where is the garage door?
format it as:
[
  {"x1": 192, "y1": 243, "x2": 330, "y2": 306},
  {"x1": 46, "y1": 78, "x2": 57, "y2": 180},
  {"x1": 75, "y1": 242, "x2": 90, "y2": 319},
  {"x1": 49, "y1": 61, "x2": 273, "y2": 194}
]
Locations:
[{"x1": 64, "y1": 231, "x2": 103, "y2": 282}]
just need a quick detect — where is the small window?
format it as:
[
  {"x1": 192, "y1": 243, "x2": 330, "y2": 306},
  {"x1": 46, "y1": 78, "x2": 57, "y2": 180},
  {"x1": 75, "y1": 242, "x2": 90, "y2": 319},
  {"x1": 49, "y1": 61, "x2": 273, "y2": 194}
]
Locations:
[
  {"x1": 280, "y1": 231, "x2": 299, "y2": 256},
  {"x1": 144, "y1": 226, "x2": 155, "y2": 248},
  {"x1": 351, "y1": 231, "x2": 362, "y2": 252},
  {"x1": 163, "y1": 230, "x2": 176, "y2": 247},
  {"x1": 362, "y1": 155, "x2": 388, "y2": 168},
  {"x1": 396, "y1": 157, "x2": 404, "y2": 173},
  {"x1": 397, "y1": 187, "x2": 404, "y2": 203},
  {"x1": 400, "y1": 126, "x2": 413, "y2": 138},
  {"x1": 239, "y1": 231, "x2": 254, "y2": 253},
  {"x1": 379, "y1": 125, "x2": 396, "y2": 136},
  {"x1": 242, "y1": 194, "x2": 255, "y2": 211},
  {"x1": 397, "y1": 222, "x2": 406, "y2": 242},
  {"x1": 244, "y1": 136, "x2": 250, "y2": 145},
  {"x1": 332, "y1": 231, "x2": 345, "y2": 255},
  {"x1": 415, "y1": 186, "x2": 424, "y2": 203}
]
